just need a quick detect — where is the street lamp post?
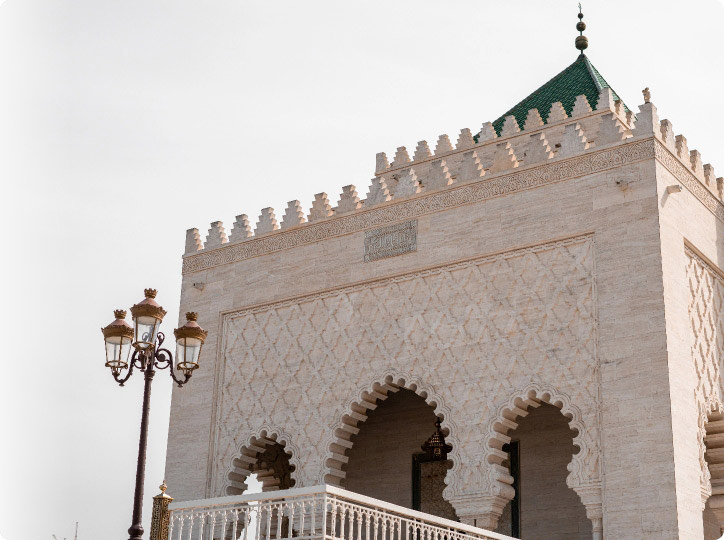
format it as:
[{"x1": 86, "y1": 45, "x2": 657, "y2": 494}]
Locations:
[{"x1": 101, "y1": 289, "x2": 208, "y2": 540}]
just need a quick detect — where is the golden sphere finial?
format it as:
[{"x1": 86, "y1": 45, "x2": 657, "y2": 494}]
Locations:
[{"x1": 575, "y1": 3, "x2": 588, "y2": 54}]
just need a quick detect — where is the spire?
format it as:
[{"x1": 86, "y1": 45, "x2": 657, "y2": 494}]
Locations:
[{"x1": 575, "y1": 4, "x2": 588, "y2": 56}]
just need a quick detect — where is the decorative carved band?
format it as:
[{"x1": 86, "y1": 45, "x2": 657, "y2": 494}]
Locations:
[
  {"x1": 654, "y1": 142, "x2": 724, "y2": 223},
  {"x1": 225, "y1": 234, "x2": 592, "y2": 319},
  {"x1": 183, "y1": 139, "x2": 656, "y2": 274}
]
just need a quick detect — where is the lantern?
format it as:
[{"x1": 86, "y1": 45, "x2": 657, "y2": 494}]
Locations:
[
  {"x1": 130, "y1": 288, "x2": 167, "y2": 349},
  {"x1": 173, "y1": 312, "x2": 208, "y2": 375},
  {"x1": 102, "y1": 309, "x2": 134, "y2": 372}
]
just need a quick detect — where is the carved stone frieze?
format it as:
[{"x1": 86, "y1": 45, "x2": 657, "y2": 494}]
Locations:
[
  {"x1": 183, "y1": 140, "x2": 655, "y2": 274},
  {"x1": 656, "y1": 144, "x2": 724, "y2": 223}
]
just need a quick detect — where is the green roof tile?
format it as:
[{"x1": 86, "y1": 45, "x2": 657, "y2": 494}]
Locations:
[{"x1": 480, "y1": 54, "x2": 628, "y2": 139}]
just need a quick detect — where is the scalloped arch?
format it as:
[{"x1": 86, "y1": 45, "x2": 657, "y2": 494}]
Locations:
[
  {"x1": 481, "y1": 381, "x2": 597, "y2": 505},
  {"x1": 318, "y1": 369, "x2": 461, "y2": 494},
  {"x1": 699, "y1": 397, "x2": 724, "y2": 508},
  {"x1": 222, "y1": 424, "x2": 301, "y2": 497}
]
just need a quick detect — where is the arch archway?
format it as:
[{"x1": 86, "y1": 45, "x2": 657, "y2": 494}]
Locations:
[
  {"x1": 701, "y1": 401, "x2": 724, "y2": 538},
  {"x1": 224, "y1": 426, "x2": 300, "y2": 496},
  {"x1": 322, "y1": 371, "x2": 459, "y2": 517},
  {"x1": 483, "y1": 383, "x2": 602, "y2": 539}
]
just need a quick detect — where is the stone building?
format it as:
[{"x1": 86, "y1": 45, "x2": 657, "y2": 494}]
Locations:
[{"x1": 163, "y1": 14, "x2": 724, "y2": 540}]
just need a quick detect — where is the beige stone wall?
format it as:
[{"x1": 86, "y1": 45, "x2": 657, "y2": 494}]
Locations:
[
  {"x1": 655, "y1": 147, "x2": 724, "y2": 539},
  {"x1": 344, "y1": 389, "x2": 437, "y2": 508},
  {"x1": 164, "y1": 110, "x2": 724, "y2": 538}
]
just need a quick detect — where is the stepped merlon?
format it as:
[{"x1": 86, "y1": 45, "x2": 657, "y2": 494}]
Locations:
[{"x1": 183, "y1": 59, "x2": 722, "y2": 257}]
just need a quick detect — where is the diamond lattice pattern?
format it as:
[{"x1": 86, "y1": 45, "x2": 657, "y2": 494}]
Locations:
[
  {"x1": 213, "y1": 236, "x2": 598, "y2": 497},
  {"x1": 687, "y1": 249, "x2": 724, "y2": 409}
]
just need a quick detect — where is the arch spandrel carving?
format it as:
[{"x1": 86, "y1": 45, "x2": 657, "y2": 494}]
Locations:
[
  {"x1": 211, "y1": 235, "x2": 598, "y2": 503},
  {"x1": 482, "y1": 381, "x2": 600, "y2": 492},
  {"x1": 444, "y1": 380, "x2": 602, "y2": 528}
]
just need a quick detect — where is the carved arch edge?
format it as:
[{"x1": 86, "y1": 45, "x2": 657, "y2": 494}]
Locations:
[
  {"x1": 473, "y1": 381, "x2": 602, "y2": 509},
  {"x1": 318, "y1": 368, "x2": 462, "y2": 493},
  {"x1": 221, "y1": 424, "x2": 302, "y2": 497}
]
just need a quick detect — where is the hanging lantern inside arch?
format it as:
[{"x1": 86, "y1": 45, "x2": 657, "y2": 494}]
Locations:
[{"x1": 421, "y1": 418, "x2": 452, "y2": 461}]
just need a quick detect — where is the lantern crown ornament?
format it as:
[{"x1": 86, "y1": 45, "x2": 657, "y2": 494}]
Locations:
[
  {"x1": 173, "y1": 312, "x2": 209, "y2": 375},
  {"x1": 130, "y1": 288, "x2": 168, "y2": 349}
]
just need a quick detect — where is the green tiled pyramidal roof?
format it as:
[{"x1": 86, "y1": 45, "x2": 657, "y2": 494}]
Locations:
[{"x1": 487, "y1": 54, "x2": 628, "y2": 137}]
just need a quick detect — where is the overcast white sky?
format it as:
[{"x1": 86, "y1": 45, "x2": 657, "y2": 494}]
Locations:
[{"x1": 1, "y1": 0, "x2": 724, "y2": 538}]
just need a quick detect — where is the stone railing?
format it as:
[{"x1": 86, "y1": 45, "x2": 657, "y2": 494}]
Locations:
[{"x1": 154, "y1": 484, "x2": 516, "y2": 540}]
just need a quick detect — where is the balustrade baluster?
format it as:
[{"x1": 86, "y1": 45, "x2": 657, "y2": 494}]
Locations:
[
  {"x1": 276, "y1": 504, "x2": 283, "y2": 539},
  {"x1": 230, "y1": 509, "x2": 239, "y2": 540},
  {"x1": 346, "y1": 506, "x2": 353, "y2": 540},
  {"x1": 285, "y1": 503, "x2": 292, "y2": 539},
  {"x1": 265, "y1": 504, "x2": 272, "y2": 540},
  {"x1": 255, "y1": 505, "x2": 263, "y2": 540},
  {"x1": 330, "y1": 501, "x2": 337, "y2": 539},
  {"x1": 167, "y1": 515, "x2": 176, "y2": 540},
  {"x1": 185, "y1": 514, "x2": 193, "y2": 540},
  {"x1": 201, "y1": 513, "x2": 208, "y2": 540},
  {"x1": 298, "y1": 500, "x2": 305, "y2": 537},
  {"x1": 212, "y1": 511, "x2": 219, "y2": 540},
  {"x1": 341, "y1": 506, "x2": 348, "y2": 540},
  {"x1": 310, "y1": 498, "x2": 317, "y2": 536},
  {"x1": 220, "y1": 510, "x2": 228, "y2": 540}
]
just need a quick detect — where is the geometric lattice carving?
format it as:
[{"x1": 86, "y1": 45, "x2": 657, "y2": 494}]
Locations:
[
  {"x1": 687, "y1": 247, "x2": 724, "y2": 505},
  {"x1": 212, "y1": 235, "x2": 599, "y2": 501}
]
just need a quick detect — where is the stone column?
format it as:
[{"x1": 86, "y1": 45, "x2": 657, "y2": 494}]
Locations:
[
  {"x1": 575, "y1": 483, "x2": 603, "y2": 540},
  {"x1": 449, "y1": 493, "x2": 509, "y2": 531}
]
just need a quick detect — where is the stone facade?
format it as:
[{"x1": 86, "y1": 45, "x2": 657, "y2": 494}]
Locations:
[{"x1": 164, "y1": 86, "x2": 724, "y2": 539}]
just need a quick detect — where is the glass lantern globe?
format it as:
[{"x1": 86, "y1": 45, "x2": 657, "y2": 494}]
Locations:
[
  {"x1": 130, "y1": 288, "x2": 167, "y2": 350},
  {"x1": 174, "y1": 312, "x2": 208, "y2": 375},
  {"x1": 102, "y1": 309, "x2": 134, "y2": 371}
]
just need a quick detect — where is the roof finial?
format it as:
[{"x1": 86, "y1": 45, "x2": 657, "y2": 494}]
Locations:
[{"x1": 575, "y1": 3, "x2": 588, "y2": 56}]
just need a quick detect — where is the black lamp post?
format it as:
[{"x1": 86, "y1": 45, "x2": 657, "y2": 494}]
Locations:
[{"x1": 101, "y1": 289, "x2": 207, "y2": 540}]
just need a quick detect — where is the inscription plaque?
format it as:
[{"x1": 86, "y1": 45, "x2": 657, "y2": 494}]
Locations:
[{"x1": 364, "y1": 220, "x2": 417, "y2": 262}]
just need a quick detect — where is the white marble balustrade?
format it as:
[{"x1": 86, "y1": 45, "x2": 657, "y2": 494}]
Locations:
[{"x1": 167, "y1": 485, "x2": 516, "y2": 540}]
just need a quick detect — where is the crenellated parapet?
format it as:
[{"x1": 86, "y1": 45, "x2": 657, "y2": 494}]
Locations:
[{"x1": 183, "y1": 87, "x2": 724, "y2": 257}]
